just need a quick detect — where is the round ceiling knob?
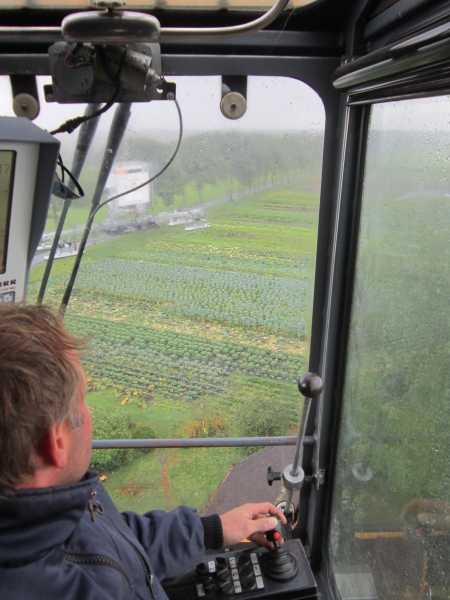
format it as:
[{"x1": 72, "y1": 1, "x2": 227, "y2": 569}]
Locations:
[
  {"x1": 220, "y1": 91, "x2": 247, "y2": 120},
  {"x1": 13, "y1": 93, "x2": 40, "y2": 121}
]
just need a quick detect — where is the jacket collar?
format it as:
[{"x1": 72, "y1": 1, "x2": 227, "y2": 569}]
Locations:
[{"x1": 0, "y1": 471, "x2": 98, "y2": 566}]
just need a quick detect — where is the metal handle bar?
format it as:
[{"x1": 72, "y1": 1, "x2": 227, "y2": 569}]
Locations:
[
  {"x1": 161, "y1": 0, "x2": 290, "y2": 39},
  {"x1": 0, "y1": 0, "x2": 290, "y2": 44}
]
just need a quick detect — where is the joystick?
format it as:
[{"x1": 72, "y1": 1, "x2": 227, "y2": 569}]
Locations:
[
  {"x1": 262, "y1": 517, "x2": 299, "y2": 582},
  {"x1": 268, "y1": 372, "x2": 324, "y2": 523}
]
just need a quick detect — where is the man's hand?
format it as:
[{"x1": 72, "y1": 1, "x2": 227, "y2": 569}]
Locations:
[
  {"x1": 400, "y1": 498, "x2": 450, "y2": 532},
  {"x1": 219, "y1": 502, "x2": 287, "y2": 550}
]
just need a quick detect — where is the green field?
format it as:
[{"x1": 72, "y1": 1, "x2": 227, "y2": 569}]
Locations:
[{"x1": 29, "y1": 178, "x2": 319, "y2": 513}]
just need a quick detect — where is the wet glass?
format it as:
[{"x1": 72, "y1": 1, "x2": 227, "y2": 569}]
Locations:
[
  {"x1": 0, "y1": 74, "x2": 324, "y2": 512},
  {"x1": 329, "y1": 97, "x2": 450, "y2": 600}
]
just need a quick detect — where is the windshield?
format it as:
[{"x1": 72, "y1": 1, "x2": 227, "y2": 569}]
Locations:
[{"x1": 0, "y1": 74, "x2": 325, "y2": 514}]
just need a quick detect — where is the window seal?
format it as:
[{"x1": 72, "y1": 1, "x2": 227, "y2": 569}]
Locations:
[{"x1": 334, "y1": 30, "x2": 450, "y2": 92}]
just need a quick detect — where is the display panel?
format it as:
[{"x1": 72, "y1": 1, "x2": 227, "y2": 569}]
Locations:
[
  {"x1": 329, "y1": 97, "x2": 450, "y2": 600},
  {"x1": 0, "y1": 150, "x2": 16, "y2": 274}
]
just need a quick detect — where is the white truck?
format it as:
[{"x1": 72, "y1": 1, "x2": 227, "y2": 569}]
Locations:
[{"x1": 105, "y1": 162, "x2": 154, "y2": 217}]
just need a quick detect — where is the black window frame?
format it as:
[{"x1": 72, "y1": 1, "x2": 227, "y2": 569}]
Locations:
[{"x1": 0, "y1": 44, "x2": 342, "y2": 549}]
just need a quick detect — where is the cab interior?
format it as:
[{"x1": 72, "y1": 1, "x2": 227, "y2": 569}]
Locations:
[{"x1": 0, "y1": 0, "x2": 449, "y2": 598}]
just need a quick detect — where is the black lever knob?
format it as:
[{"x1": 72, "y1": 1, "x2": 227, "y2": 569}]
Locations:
[
  {"x1": 217, "y1": 567, "x2": 231, "y2": 582},
  {"x1": 297, "y1": 372, "x2": 323, "y2": 399},
  {"x1": 203, "y1": 577, "x2": 215, "y2": 593},
  {"x1": 267, "y1": 466, "x2": 282, "y2": 487},
  {"x1": 219, "y1": 579, "x2": 235, "y2": 595}
]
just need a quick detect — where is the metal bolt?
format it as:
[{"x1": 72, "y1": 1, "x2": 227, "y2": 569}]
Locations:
[{"x1": 166, "y1": 92, "x2": 175, "y2": 100}]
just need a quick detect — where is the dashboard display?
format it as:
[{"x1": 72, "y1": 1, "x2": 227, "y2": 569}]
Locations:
[{"x1": 0, "y1": 150, "x2": 16, "y2": 274}]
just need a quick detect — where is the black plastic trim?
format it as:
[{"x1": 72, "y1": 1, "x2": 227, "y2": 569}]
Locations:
[
  {"x1": 364, "y1": 0, "x2": 446, "y2": 41},
  {"x1": 312, "y1": 103, "x2": 370, "y2": 582},
  {"x1": 334, "y1": 30, "x2": 450, "y2": 90},
  {"x1": 306, "y1": 101, "x2": 370, "y2": 574},
  {"x1": 161, "y1": 29, "x2": 341, "y2": 50},
  {"x1": 0, "y1": 54, "x2": 49, "y2": 75},
  {"x1": 0, "y1": 30, "x2": 342, "y2": 58}
]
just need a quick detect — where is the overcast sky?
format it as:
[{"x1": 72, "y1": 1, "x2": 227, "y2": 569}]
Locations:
[{"x1": 2, "y1": 74, "x2": 450, "y2": 138}]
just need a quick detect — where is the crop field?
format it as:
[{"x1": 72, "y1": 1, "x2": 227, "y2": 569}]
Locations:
[{"x1": 29, "y1": 178, "x2": 319, "y2": 512}]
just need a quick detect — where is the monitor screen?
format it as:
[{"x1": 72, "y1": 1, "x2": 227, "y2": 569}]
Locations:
[{"x1": 0, "y1": 150, "x2": 16, "y2": 274}]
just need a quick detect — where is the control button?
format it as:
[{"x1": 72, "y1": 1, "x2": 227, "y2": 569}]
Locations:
[
  {"x1": 237, "y1": 554, "x2": 251, "y2": 566},
  {"x1": 196, "y1": 583, "x2": 206, "y2": 597},
  {"x1": 253, "y1": 564, "x2": 261, "y2": 576},
  {"x1": 208, "y1": 560, "x2": 216, "y2": 573},
  {"x1": 241, "y1": 576, "x2": 256, "y2": 591},
  {"x1": 220, "y1": 579, "x2": 235, "y2": 595},
  {"x1": 231, "y1": 568, "x2": 239, "y2": 581},
  {"x1": 239, "y1": 565, "x2": 253, "y2": 579},
  {"x1": 234, "y1": 582, "x2": 242, "y2": 594},
  {"x1": 195, "y1": 562, "x2": 207, "y2": 575},
  {"x1": 229, "y1": 557, "x2": 237, "y2": 568},
  {"x1": 250, "y1": 553, "x2": 258, "y2": 565},
  {"x1": 273, "y1": 532, "x2": 281, "y2": 540},
  {"x1": 203, "y1": 577, "x2": 215, "y2": 593},
  {"x1": 256, "y1": 576, "x2": 264, "y2": 589},
  {"x1": 217, "y1": 567, "x2": 231, "y2": 582},
  {"x1": 216, "y1": 557, "x2": 227, "y2": 568}
]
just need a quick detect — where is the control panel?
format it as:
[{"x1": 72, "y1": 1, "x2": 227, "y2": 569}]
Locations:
[{"x1": 162, "y1": 539, "x2": 318, "y2": 600}]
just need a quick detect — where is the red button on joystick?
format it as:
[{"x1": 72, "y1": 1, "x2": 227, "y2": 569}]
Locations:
[{"x1": 273, "y1": 532, "x2": 281, "y2": 540}]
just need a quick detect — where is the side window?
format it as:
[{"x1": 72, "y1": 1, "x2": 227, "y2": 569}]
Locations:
[
  {"x1": 0, "y1": 75, "x2": 325, "y2": 512},
  {"x1": 329, "y1": 98, "x2": 450, "y2": 599}
]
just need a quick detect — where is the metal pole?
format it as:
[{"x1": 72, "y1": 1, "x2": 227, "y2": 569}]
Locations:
[
  {"x1": 37, "y1": 104, "x2": 101, "y2": 304},
  {"x1": 92, "y1": 435, "x2": 316, "y2": 449},
  {"x1": 59, "y1": 102, "x2": 132, "y2": 315}
]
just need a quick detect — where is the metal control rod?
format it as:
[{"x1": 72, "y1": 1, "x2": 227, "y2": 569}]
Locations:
[
  {"x1": 290, "y1": 395, "x2": 312, "y2": 478},
  {"x1": 38, "y1": 104, "x2": 101, "y2": 305},
  {"x1": 59, "y1": 102, "x2": 132, "y2": 315},
  {"x1": 277, "y1": 373, "x2": 323, "y2": 518}
]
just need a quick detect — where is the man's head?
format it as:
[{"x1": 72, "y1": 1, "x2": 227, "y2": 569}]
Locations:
[{"x1": 0, "y1": 304, "x2": 92, "y2": 498}]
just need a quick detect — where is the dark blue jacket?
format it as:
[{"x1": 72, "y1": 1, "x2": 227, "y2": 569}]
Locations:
[{"x1": 0, "y1": 471, "x2": 223, "y2": 599}]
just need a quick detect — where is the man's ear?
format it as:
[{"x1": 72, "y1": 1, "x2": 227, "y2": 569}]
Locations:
[{"x1": 40, "y1": 421, "x2": 71, "y2": 469}]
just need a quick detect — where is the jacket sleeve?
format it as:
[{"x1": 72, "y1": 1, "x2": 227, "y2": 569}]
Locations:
[{"x1": 121, "y1": 506, "x2": 207, "y2": 581}]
